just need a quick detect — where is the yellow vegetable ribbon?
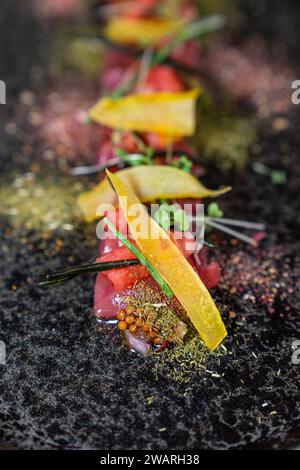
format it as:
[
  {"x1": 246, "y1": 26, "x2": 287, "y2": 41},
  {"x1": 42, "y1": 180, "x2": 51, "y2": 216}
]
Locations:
[
  {"x1": 106, "y1": 170, "x2": 227, "y2": 350},
  {"x1": 89, "y1": 89, "x2": 200, "y2": 137},
  {"x1": 78, "y1": 165, "x2": 231, "y2": 222},
  {"x1": 104, "y1": 17, "x2": 182, "y2": 46}
]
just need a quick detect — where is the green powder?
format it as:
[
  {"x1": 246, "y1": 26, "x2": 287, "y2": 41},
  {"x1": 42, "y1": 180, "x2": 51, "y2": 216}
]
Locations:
[
  {"x1": 199, "y1": 116, "x2": 257, "y2": 171},
  {"x1": 0, "y1": 171, "x2": 83, "y2": 231},
  {"x1": 152, "y1": 326, "x2": 226, "y2": 383}
]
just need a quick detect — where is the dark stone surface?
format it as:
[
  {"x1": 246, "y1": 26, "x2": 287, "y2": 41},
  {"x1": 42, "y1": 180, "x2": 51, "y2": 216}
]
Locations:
[{"x1": 0, "y1": 0, "x2": 299, "y2": 450}]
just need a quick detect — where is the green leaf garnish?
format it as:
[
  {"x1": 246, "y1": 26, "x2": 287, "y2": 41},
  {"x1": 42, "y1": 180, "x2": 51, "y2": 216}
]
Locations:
[
  {"x1": 154, "y1": 204, "x2": 172, "y2": 231},
  {"x1": 252, "y1": 162, "x2": 287, "y2": 185},
  {"x1": 207, "y1": 202, "x2": 223, "y2": 218},
  {"x1": 116, "y1": 148, "x2": 153, "y2": 166},
  {"x1": 270, "y1": 170, "x2": 287, "y2": 185},
  {"x1": 170, "y1": 155, "x2": 193, "y2": 173},
  {"x1": 154, "y1": 204, "x2": 190, "y2": 232}
]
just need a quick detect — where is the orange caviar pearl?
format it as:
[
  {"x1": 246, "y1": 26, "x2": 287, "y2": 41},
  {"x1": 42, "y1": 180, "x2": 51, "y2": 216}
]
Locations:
[
  {"x1": 135, "y1": 307, "x2": 143, "y2": 316},
  {"x1": 136, "y1": 317, "x2": 144, "y2": 328},
  {"x1": 117, "y1": 320, "x2": 127, "y2": 331},
  {"x1": 116, "y1": 309, "x2": 126, "y2": 321},
  {"x1": 125, "y1": 305, "x2": 135, "y2": 315},
  {"x1": 153, "y1": 337, "x2": 161, "y2": 345},
  {"x1": 143, "y1": 322, "x2": 151, "y2": 332},
  {"x1": 125, "y1": 314, "x2": 135, "y2": 325},
  {"x1": 129, "y1": 323, "x2": 137, "y2": 334},
  {"x1": 149, "y1": 330, "x2": 158, "y2": 339}
]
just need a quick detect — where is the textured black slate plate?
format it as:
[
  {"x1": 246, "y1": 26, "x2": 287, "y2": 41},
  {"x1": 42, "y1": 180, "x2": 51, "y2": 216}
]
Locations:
[{"x1": 0, "y1": 0, "x2": 299, "y2": 450}]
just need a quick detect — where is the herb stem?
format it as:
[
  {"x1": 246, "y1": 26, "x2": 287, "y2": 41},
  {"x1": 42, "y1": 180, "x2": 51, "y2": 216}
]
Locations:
[
  {"x1": 205, "y1": 220, "x2": 258, "y2": 247},
  {"x1": 104, "y1": 217, "x2": 174, "y2": 299},
  {"x1": 69, "y1": 157, "x2": 123, "y2": 176},
  {"x1": 69, "y1": 149, "x2": 200, "y2": 176},
  {"x1": 209, "y1": 217, "x2": 265, "y2": 231},
  {"x1": 152, "y1": 15, "x2": 225, "y2": 65}
]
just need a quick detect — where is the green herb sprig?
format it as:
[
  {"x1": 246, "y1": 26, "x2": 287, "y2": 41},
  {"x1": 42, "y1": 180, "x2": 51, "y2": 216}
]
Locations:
[
  {"x1": 116, "y1": 147, "x2": 154, "y2": 166},
  {"x1": 170, "y1": 155, "x2": 193, "y2": 173},
  {"x1": 110, "y1": 15, "x2": 225, "y2": 98},
  {"x1": 154, "y1": 204, "x2": 190, "y2": 232},
  {"x1": 207, "y1": 202, "x2": 224, "y2": 218},
  {"x1": 153, "y1": 15, "x2": 225, "y2": 65}
]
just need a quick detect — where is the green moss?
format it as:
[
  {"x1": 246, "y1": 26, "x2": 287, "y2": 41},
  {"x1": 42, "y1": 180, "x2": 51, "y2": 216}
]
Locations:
[
  {"x1": 152, "y1": 325, "x2": 226, "y2": 383},
  {"x1": 122, "y1": 282, "x2": 226, "y2": 383}
]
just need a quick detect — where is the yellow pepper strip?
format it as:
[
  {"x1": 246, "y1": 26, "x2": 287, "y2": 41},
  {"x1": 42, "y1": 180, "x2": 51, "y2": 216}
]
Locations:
[
  {"x1": 78, "y1": 165, "x2": 231, "y2": 222},
  {"x1": 104, "y1": 17, "x2": 182, "y2": 46},
  {"x1": 106, "y1": 170, "x2": 227, "y2": 350},
  {"x1": 89, "y1": 89, "x2": 200, "y2": 137}
]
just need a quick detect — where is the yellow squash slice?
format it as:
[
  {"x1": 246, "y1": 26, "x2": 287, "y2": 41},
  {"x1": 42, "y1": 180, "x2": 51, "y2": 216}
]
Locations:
[
  {"x1": 106, "y1": 170, "x2": 227, "y2": 350},
  {"x1": 89, "y1": 89, "x2": 200, "y2": 137},
  {"x1": 78, "y1": 165, "x2": 231, "y2": 222},
  {"x1": 104, "y1": 17, "x2": 182, "y2": 46}
]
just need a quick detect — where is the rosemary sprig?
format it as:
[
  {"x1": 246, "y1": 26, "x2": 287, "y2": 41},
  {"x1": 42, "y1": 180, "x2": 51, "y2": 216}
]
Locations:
[
  {"x1": 104, "y1": 217, "x2": 174, "y2": 299},
  {"x1": 39, "y1": 259, "x2": 140, "y2": 288}
]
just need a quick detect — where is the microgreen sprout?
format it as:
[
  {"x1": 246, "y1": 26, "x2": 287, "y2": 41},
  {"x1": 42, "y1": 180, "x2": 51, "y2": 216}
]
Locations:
[
  {"x1": 170, "y1": 155, "x2": 193, "y2": 173},
  {"x1": 154, "y1": 204, "x2": 190, "y2": 232},
  {"x1": 207, "y1": 202, "x2": 223, "y2": 218},
  {"x1": 252, "y1": 162, "x2": 287, "y2": 185},
  {"x1": 270, "y1": 170, "x2": 287, "y2": 185},
  {"x1": 116, "y1": 148, "x2": 154, "y2": 166}
]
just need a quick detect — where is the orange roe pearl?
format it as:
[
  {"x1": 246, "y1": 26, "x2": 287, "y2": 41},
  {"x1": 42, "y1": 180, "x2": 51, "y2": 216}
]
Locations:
[
  {"x1": 149, "y1": 330, "x2": 158, "y2": 339},
  {"x1": 153, "y1": 337, "x2": 161, "y2": 345},
  {"x1": 125, "y1": 305, "x2": 135, "y2": 315},
  {"x1": 125, "y1": 314, "x2": 135, "y2": 325},
  {"x1": 143, "y1": 322, "x2": 151, "y2": 332},
  {"x1": 116, "y1": 309, "x2": 126, "y2": 321},
  {"x1": 135, "y1": 307, "x2": 143, "y2": 316},
  {"x1": 117, "y1": 320, "x2": 127, "y2": 331},
  {"x1": 136, "y1": 317, "x2": 144, "y2": 328},
  {"x1": 129, "y1": 323, "x2": 137, "y2": 334}
]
